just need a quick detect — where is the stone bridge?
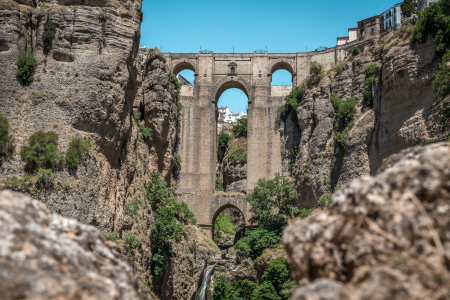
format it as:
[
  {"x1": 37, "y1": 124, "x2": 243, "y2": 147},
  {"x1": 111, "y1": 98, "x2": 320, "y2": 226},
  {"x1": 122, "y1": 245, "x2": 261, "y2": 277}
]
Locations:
[{"x1": 164, "y1": 44, "x2": 366, "y2": 237}]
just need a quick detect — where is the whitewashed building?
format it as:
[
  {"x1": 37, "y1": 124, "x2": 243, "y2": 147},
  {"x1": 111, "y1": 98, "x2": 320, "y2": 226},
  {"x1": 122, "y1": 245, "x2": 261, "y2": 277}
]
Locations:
[
  {"x1": 218, "y1": 106, "x2": 247, "y2": 123},
  {"x1": 417, "y1": 0, "x2": 436, "y2": 12}
]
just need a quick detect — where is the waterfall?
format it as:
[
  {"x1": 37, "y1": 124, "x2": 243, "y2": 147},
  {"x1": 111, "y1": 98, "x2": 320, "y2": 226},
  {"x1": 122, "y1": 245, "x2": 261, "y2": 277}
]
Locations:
[{"x1": 197, "y1": 267, "x2": 214, "y2": 300}]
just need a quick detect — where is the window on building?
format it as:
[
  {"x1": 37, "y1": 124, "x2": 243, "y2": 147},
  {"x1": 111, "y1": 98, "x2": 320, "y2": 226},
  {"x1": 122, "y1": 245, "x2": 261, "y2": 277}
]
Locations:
[{"x1": 231, "y1": 67, "x2": 235, "y2": 73}]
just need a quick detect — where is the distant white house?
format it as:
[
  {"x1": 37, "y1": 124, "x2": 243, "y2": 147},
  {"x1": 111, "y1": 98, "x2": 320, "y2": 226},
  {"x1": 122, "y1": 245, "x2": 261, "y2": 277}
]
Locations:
[
  {"x1": 417, "y1": 0, "x2": 436, "y2": 12},
  {"x1": 218, "y1": 106, "x2": 247, "y2": 124}
]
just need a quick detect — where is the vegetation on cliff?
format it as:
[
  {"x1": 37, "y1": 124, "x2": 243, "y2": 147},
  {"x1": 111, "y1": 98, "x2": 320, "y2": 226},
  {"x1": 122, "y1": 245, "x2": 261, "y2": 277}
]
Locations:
[
  {"x1": 363, "y1": 64, "x2": 378, "y2": 107},
  {"x1": 16, "y1": 51, "x2": 37, "y2": 85},
  {"x1": 0, "y1": 114, "x2": 15, "y2": 159},
  {"x1": 212, "y1": 257, "x2": 295, "y2": 300},
  {"x1": 330, "y1": 93, "x2": 358, "y2": 152},
  {"x1": 232, "y1": 118, "x2": 247, "y2": 137},
  {"x1": 401, "y1": 0, "x2": 417, "y2": 18},
  {"x1": 65, "y1": 134, "x2": 92, "y2": 170},
  {"x1": 145, "y1": 170, "x2": 196, "y2": 277},
  {"x1": 277, "y1": 85, "x2": 305, "y2": 122},
  {"x1": 20, "y1": 131, "x2": 64, "y2": 171},
  {"x1": 235, "y1": 173, "x2": 311, "y2": 259}
]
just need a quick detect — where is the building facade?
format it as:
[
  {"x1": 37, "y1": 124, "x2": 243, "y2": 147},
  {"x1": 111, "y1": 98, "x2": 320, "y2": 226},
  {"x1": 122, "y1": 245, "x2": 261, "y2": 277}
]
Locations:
[
  {"x1": 383, "y1": 3, "x2": 403, "y2": 32},
  {"x1": 417, "y1": 0, "x2": 436, "y2": 12},
  {"x1": 357, "y1": 14, "x2": 382, "y2": 41},
  {"x1": 218, "y1": 106, "x2": 247, "y2": 123}
]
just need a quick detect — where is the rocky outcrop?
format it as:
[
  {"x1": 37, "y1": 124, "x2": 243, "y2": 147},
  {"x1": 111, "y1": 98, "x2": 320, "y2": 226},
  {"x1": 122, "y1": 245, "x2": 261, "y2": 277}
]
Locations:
[
  {"x1": 288, "y1": 31, "x2": 450, "y2": 208},
  {"x1": 0, "y1": 0, "x2": 179, "y2": 288},
  {"x1": 283, "y1": 143, "x2": 450, "y2": 299},
  {"x1": 0, "y1": 190, "x2": 150, "y2": 300}
]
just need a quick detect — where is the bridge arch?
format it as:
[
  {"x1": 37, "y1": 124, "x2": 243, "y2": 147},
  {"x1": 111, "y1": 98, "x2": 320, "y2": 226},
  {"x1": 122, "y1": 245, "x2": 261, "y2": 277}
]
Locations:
[
  {"x1": 270, "y1": 61, "x2": 295, "y2": 75},
  {"x1": 213, "y1": 77, "x2": 251, "y2": 102},
  {"x1": 173, "y1": 61, "x2": 196, "y2": 76},
  {"x1": 211, "y1": 203, "x2": 246, "y2": 245}
]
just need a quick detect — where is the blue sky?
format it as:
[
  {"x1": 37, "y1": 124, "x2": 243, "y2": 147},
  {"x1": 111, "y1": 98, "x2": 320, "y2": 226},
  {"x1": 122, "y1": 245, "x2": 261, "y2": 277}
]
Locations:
[{"x1": 140, "y1": 0, "x2": 399, "y2": 112}]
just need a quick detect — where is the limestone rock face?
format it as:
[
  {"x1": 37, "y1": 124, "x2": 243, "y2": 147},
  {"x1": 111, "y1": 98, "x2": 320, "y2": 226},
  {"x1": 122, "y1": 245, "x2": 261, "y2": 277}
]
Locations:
[
  {"x1": 283, "y1": 144, "x2": 450, "y2": 300},
  {"x1": 288, "y1": 34, "x2": 450, "y2": 208},
  {"x1": 0, "y1": 190, "x2": 151, "y2": 300}
]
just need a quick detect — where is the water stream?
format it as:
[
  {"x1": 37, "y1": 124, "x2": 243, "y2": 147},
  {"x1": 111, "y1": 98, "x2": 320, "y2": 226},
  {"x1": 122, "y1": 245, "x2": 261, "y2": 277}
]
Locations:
[{"x1": 197, "y1": 267, "x2": 214, "y2": 300}]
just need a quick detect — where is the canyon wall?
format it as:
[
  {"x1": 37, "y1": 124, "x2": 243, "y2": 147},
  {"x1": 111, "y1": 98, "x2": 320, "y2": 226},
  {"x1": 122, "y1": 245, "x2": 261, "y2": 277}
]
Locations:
[{"x1": 283, "y1": 31, "x2": 450, "y2": 208}]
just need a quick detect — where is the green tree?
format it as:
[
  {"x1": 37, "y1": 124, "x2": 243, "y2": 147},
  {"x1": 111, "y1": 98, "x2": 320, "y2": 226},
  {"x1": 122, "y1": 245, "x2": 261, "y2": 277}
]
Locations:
[
  {"x1": 0, "y1": 114, "x2": 15, "y2": 158},
  {"x1": 401, "y1": 0, "x2": 417, "y2": 18},
  {"x1": 213, "y1": 275, "x2": 229, "y2": 300},
  {"x1": 20, "y1": 130, "x2": 63, "y2": 171},
  {"x1": 251, "y1": 281, "x2": 280, "y2": 300},
  {"x1": 218, "y1": 133, "x2": 230, "y2": 150},
  {"x1": 16, "y1": 51, "x2": 37, "y2": 85},
  {"x1": 247, "y1": 173, "x2": 300, "y2": 231},
  {"x1": 262, "y1": 257, "x2": 291, "y2": 291},
  {"x1": 65, "y1": 133, "x2": 91, "y2": 170},
  {"x1": 305, "y1": 62, "x2": 325, "y2": 88},
  {"x1": 277, "y1": 85, "x2": 305, "y2": 121},
  {"x1": 363, "y1": 64, "x2": 377, "y2": 107},
  {"x1": 234, "y1": 227, "x2": 281, "y2": 259},
  {"x1": 238, "y1": 280, "x2": 258, "y2": 300},
  {"x1": 434, "y1": 50, "x2": 450, "y2": 126},
  {"x1": 216, "y1": 178, "x2": 224, "y2": 191},
  {"x1": 214, "y1": 211, "x2": 236, "y2": 244},
  {"x1": 233, "y1": 118, "x2": 248, "y2": 137}
]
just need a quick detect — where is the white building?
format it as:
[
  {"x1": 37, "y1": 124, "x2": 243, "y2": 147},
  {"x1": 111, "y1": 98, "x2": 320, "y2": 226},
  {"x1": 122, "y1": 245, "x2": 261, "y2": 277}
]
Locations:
[
  {"x1": 218, "y1": 106, "x2": 247, "y2": 124},
  {"x1": 383, "y1": 3, "x2": 403, "y2": 31}
]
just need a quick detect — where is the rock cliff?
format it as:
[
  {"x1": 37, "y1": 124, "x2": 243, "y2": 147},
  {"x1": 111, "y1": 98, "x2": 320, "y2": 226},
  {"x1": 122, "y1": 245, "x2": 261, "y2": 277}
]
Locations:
[
  {"x1": 0, "y1": 0, "x2": 180, "y2": 291},
  {"x1": 283, "y1": 143, "x2": 450, "y2": 299},
  {"x1": 284, "y1": 30, "x2": 450, "y2": 208},
  {"x1": 0, "y1": 190, "x2": 151, "y2": 300}
]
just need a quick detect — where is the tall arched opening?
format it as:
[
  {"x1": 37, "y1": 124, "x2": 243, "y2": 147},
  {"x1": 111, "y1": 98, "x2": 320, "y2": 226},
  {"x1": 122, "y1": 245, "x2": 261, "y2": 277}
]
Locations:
[{"x1": 214, "y1": 80, "x2": 249, "y2": 196}]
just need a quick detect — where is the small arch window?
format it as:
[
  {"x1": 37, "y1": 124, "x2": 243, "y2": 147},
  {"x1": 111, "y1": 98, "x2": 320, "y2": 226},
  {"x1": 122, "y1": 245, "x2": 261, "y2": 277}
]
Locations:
[{"x1": 231, "y1": 67, "x2": 235, "y2": 73}]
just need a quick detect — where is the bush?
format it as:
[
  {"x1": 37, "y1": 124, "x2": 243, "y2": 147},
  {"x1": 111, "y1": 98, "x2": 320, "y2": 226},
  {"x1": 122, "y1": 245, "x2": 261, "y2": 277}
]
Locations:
[
  {"x1": 16, "y1": 51, "x2": 37, "y2": 85},
  {"x1": 123, "y1": 233, "x2": 141, "y2": 254},
  {"x1": 139, "y1": 123, "x2": 152, "y2": 141},
  {"x1": 105, "y1": 231, "x2": 119, "y2": 241},
  {"x1": 251, "y1": 281, "x2": 281, "y2": 300},
  {"x1": 35, "y1": 168, "x2": 55, "y2": 190},
  {"x1": 319, "y1": 193, "x2": 332, "y2": 206},
  {"x1": 247, "y1": 173, "x2": 300, "y2": 231},
  {"x1": 262, "y1": 257, "x2": 291, "y2": 289},
  {"x1": 43, "y1": 21, "x2": 56, "y2": 54},
  {"x1": 330, "y1": 93, "x2": 358, "y2": 130},
  {"x1": 228, "y1": 144, "x2": 247, "y2": 164},
  {"x1": 363, "y1": 64, "x2": 377, "y2": 107},
  {"x1": 145, "y1": 170, "x2": 195, "y2": 276},
  {"x1": 352, "y1": 46, "x2": 360, "y2": 56},
  {"x1": 171, "y1": 74, "x2": 181, "y2": 99},
  {"x1": 299, "y1": 208, "x2": 313, "y2": 219},
  {"x1": 218, "y1": 133, "x2": 230, "y2": 150},
  {"x1": 132, "y1": 110, "x2": 141, "y2": 122},
  {"x1": 334, "y1": 128, "x2": 349, "y2": 152},
  {"x1": 215, "y1": 178, "x2": 224, "y2": 191},
  {"x1": 289, "y1": 145, "x2": 299, "y2": 169},
  {"x1": 434, "y1": 50, "x2": 450, "y2": 126},
  {"x1": 0, "y1": 114, "x2": 15, "y2": 158},
  {"x1": 305, "y1": 62, "x2": 325, "y2": 88},
  {"x1": 65, "y1": 133, "x2": 91, "y2": 170},
  {"x1": 173, "y1": 152, "x2": 181, "y2": 172},
  {"x1": 401, "y1": 0, "x2": 417, "y2": 18},
  {"x1": 212, "y1": 274, "x2": 229, "y2": 300},
  {"x1": 233, "y1": 118, "x2": 248, "y2": 137},
  {"x1": 125, "y1": 196, "x2": 142, "y2": 219},
  {"x1": 277, "y1": 85, "x2": 305, "y2": 121},
  {"x1": 235, "y1": 228, "x2": 281, "y2": 259},
  {"x1": 21, "y1": 130, "x2": 63, "y2": 171},
  {"x1": 336, "y1": 63, "x2": 345, "y2": 74},
  {"x1": 410, "y1": 0, "x2": 450, "y2": 57}
]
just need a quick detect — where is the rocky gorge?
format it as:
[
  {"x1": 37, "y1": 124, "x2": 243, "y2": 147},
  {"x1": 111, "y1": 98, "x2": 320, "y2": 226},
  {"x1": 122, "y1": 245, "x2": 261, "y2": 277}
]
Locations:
[{"x1": 1, "y1": 0, "x2": 450, "y2": 298}]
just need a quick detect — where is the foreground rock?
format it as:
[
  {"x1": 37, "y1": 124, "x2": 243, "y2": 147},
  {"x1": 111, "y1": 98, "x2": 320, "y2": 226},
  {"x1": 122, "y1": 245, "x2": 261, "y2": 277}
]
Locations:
[
  {"x1": 0, "y1": 190, "x2": 151, "y2": 300},
  {"x1": 283, "y1": 143, "x2": 450, "y2": 300}
]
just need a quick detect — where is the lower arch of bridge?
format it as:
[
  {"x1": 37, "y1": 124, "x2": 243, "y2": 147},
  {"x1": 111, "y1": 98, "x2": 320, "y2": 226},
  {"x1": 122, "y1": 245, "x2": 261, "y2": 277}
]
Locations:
[{"x1": 211, "y1": 203, "x2": 246, "y2": 244}]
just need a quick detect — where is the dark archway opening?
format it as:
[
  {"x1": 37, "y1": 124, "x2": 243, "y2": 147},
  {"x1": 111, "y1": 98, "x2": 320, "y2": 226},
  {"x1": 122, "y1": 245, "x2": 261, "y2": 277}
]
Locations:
[{"x1": 212, "y1": 205, "x2": 246, "y2": 249}]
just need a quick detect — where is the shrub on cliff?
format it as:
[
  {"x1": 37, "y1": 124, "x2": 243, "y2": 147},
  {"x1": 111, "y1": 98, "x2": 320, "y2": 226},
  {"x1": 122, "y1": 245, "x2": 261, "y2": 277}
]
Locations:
[
  {"x1": 215, "y1": 178, "x2": 224, "y2": 191},
  {"x1": 401, "y1": 0, "x2": 417, "y2": 18},
  {"x1": 363, "y1": 64, "x2": 378, "y2": 107},
  {"x1": 434, "y1": 50, "x2": 450, "y2": 126},
  {"x1": 410, "y1": 0, "x2": 450, "y2": 57},
  {"x1": 173, "y1": 152, "x2": 181, "y2": 172},
  {"x1": 277, "y1": 85, "x2": 305, "y2": 121},
  {"x1": 145, "y1": 170, "x2": 195, "y2": 277},
  {"x1": 235, "y1": 228, "x2": 281, "y2": 259},
  {"x1": 65, "y1": 134, "x2": 91, "y2": 170},
  {"x1": 16, "y1": 51, "x2": 37, "y2": 85},
  {"x1": 0, "y1": 114, "x2": 15, "y2": 158},
  {"x1": 305, "y1": 62, "x2": 325, "y2": 88},
  {"x1": 250, "y1": 281, "x2": 280, "y2": 300},
  {"x1": 214, "y1": 211, "x2": 236, "y2": 244},
  {"x1": 233, "y1": 118, "x2": 247, "y2": 137},
  {"x1": 218, "y1": 133, "x2": 230, "y2": 151},
  {"x1": 262, "y1": 257, "x2": 291, "y2": 288},
  {"x1": 21, "y1": 131, "x2": 64, "y2": 171},
  {"x1": 247, "y1": 173, "x2": 299, "y2": 231}
]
